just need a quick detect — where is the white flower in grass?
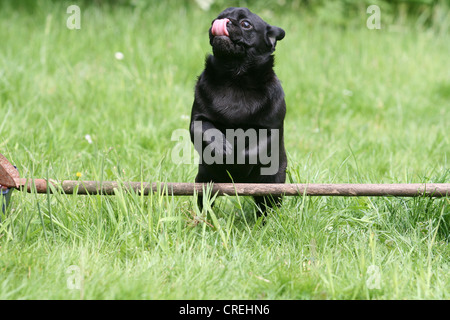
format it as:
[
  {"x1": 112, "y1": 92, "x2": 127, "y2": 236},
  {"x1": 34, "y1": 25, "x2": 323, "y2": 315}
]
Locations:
[
  {"x1": 114, "y1": 52, "x2": 124, "y2": 60},
  {"x1": 84, "y1": 134, "x2": 93, "y2": 144},
  {"x1": 195, "y1": 0, "x2": 214, "y2": 11}
]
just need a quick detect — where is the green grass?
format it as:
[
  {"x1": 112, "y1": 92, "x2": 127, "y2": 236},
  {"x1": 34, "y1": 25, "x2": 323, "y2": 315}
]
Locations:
[{"x1": 0, "y1": 1, "x2": 449, "y2": 299}]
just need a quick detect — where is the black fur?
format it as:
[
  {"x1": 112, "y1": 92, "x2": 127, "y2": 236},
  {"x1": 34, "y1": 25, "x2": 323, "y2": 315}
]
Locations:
[{"x1": 190, "y1": 7, "x2": 287, "y2": 215}]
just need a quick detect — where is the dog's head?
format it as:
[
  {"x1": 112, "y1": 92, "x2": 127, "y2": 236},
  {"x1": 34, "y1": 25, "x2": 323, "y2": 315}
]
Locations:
[{"x1": 209, "y1": 7, "x2": 285, "y2": 60}]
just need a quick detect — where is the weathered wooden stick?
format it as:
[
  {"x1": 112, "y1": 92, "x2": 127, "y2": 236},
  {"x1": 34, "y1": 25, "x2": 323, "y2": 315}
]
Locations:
[
  {"x1": 13, "y1": 179, "x2": 450, "y2": 197},
  {"x1": 1, "y1": 154, "x2": 449, "y2": 198}
]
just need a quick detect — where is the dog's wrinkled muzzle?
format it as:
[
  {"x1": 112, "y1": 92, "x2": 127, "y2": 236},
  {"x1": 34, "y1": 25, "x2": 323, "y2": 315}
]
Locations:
[{"x1": 211, "y1": 18, "x2": 230, "y2": 37}]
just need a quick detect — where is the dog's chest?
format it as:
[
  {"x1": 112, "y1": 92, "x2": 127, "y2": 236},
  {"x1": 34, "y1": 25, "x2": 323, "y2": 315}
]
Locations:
[{"x1": 209, "y1": 85, "x2": 268, "y2": 125}]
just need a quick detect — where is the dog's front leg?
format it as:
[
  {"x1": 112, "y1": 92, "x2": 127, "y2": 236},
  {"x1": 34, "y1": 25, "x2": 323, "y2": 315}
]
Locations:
[
  {"x1": 190, "y1": 118, "x2": 233, "y2": 164},
  {"x1": 190, "y1": 118, "x2": 232, "y2": 213}
]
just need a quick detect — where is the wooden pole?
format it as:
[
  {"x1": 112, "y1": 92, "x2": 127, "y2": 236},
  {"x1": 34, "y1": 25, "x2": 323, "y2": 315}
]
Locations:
[
  {"x1": 3, "y1": 154, "x2": 447, "y2": 198},
  {"x1": 14, "y1": 179, "x2": 450, "y2": 197}
]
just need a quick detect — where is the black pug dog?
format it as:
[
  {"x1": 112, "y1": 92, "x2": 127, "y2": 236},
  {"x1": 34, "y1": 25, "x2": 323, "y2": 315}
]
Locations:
[{"x1": 190, "y1": 7, "x2": 287, "y2": 216}]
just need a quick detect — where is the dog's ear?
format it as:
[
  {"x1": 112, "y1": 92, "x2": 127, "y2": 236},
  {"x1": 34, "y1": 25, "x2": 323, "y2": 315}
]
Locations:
[{"x1": 265, "y1": 25, "x2": 285, "y2": 52}]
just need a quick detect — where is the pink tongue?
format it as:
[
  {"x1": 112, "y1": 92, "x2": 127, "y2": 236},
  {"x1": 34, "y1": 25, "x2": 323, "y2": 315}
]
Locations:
[{"x1": 211, "y1": 18, "x2": 230, "y2": 37}]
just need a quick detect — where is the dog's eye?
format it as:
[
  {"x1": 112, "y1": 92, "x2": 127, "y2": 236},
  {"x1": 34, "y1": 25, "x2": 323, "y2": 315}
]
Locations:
[{"x1": 240, "y1": 20, "x2": 252, "y2": 29}]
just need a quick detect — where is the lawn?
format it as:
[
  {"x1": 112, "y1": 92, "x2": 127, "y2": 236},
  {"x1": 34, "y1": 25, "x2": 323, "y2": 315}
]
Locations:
[{"x1": 0, "y1": 0, "x2": 448, "y2": 299}]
